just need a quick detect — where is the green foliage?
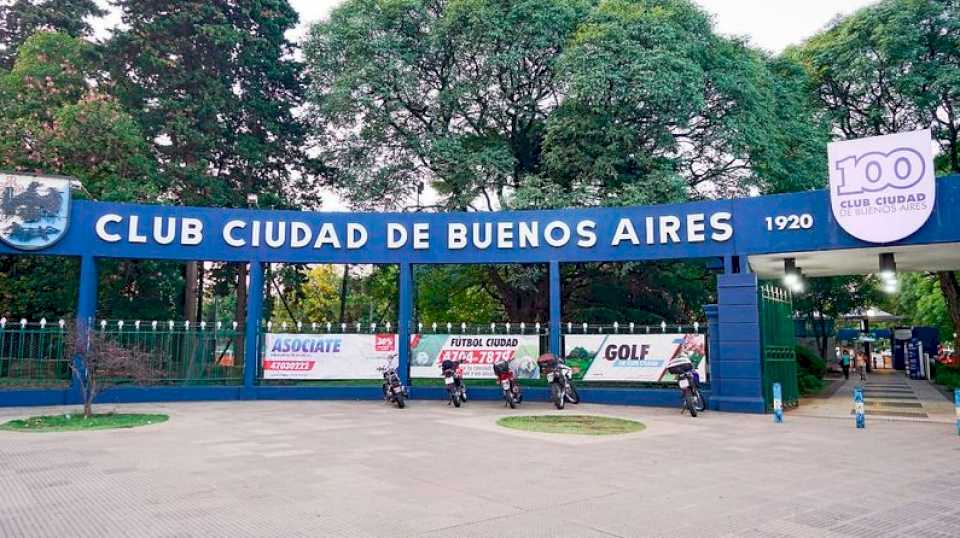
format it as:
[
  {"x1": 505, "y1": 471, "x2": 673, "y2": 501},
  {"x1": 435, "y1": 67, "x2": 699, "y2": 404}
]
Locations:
[
  {"x1": 414, "y1": 265, "x2": 504, "y2": 324},
  {"x1": 795, "y1": 345, "x2": 826, "y2": 396},
  {"x1": 0, "y1": 0, "x2": 105, "y2": 68},
  {"x1": 793, "y1": 276, "x2": 882, "y2": 359},
  {"x1": 106, "y1": 0, "x2": 316, "y2": 209},
  {"x1": 891, "y1": 273, "x2": 954, "y2": 343},
  {"x1": 934, "y1": 365, "x2": 960, "y2": 390},
  {"x1": 0, "y1": 32, "x2": 171, "y2": 321}
]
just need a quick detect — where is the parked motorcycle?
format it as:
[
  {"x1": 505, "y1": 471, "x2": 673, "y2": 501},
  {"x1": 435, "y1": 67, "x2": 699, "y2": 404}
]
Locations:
[
  {"x1": 538, "y1": 353, "x2": 579, "y2": 410},
  {"x1": 441, "y1": 359, "x2": 467, "y2": 407},
  {"x1": 493, "y1": 359, "x2": 523, "y2": 408},
  {"x1": 666, "y1": 355, "x2": 705, "y2": 416},
  {"x1": 379, "y1": 355, "x2": 408, "y2": 409}
]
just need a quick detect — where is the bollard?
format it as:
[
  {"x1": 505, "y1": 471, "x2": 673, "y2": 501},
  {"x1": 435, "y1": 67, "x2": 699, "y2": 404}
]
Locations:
[
  {"x1": 955, "y1": 389, "x2": 959, "y2": 436},
  {"x1": 854, "y1": 386, "x2": 865, "y2": 429},
  {"x1": 773, "y1": 382, "x2": 783, "y2": 423}
]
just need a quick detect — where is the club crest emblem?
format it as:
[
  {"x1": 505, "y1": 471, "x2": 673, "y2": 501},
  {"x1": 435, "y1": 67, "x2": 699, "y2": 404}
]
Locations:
[{"x1": 0, "y1": 173, "x2": 71, "y2": 250}]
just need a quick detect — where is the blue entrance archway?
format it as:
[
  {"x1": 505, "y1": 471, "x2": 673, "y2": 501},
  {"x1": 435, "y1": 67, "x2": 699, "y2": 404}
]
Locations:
[{"x1": 3, "y1": 172, "x2": 959, "y2": 412}]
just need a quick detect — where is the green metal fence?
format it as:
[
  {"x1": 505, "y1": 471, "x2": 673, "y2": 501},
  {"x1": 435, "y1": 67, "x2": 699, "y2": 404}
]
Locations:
[
  {"x1": 0, "y1": 320, "x2": 70, "y2": 387},
  {"x1": 759, "y1": 285, "x2": 800, "y2": 410},
  {"x1": 0, "y1": 319, "x2": 244, "y2": 388}
]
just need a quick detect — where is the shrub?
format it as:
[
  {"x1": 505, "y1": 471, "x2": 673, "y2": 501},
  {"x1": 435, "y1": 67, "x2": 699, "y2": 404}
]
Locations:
[
  {"x1": 795, "y1": 345, "x2": 827, "y2": 378},
  {"x1": 798, "y1": 373, "x2": 824, "y2": 395},
  {"x1": 935, "y1": 365, "x2": 960, "y2": 391}
]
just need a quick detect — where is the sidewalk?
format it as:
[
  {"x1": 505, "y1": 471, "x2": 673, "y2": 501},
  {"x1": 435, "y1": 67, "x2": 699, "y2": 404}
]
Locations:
[{"x1": 792, "y1": 370, "x2": 955, "y2": 424}]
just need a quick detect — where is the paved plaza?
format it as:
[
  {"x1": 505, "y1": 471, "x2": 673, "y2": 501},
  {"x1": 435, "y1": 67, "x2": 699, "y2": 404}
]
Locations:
[{"x1": 0, "y1": 396, "x2": 957, "y2": 538}]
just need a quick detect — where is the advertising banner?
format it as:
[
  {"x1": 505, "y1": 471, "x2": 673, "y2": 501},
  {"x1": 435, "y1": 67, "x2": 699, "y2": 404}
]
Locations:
[
  {"x1": 262, "y1": 333, "x2": 397, "y2": 380},
  {"x1": 563, "y1": 333, "x2": 707, "y2": 382},
  {"x1": 410, "y1": 334, "x2": 541, "y2": 379}
]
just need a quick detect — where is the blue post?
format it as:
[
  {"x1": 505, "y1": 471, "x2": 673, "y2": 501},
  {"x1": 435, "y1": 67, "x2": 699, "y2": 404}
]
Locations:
[
  {"x1": 72, "y1": 255, "x2": 98, "y2": 399},
  {"x1": 398, "y1": 262, "x2": 413, "y2": 385},
  {"x1": 854, "y1": 386, "x2": 865, "y2": 429},
  {"x1": 955, "y1": 389, "x2": 959, "y2": 436},
  {"x1": 243, "y1": 261, "x2": 264, "y2": 391},
  {"x1": 549, "y1": 260, "x2": 561, "y2": 357},
  {"x1": 773, "y1": 382, "x2": 783, "y2": 423}
]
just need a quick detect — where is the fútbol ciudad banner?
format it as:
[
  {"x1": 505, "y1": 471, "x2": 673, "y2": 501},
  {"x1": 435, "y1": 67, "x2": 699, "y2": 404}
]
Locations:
[
  {"x1": 563, "y1": 334, "x2": 707, "y2": 382},
  {"x1": 262, "y1": 333, "x2": 398, "y2": 380},
  {"x1": 410, "y1": 334, "x2": 541, "y2": 379}
]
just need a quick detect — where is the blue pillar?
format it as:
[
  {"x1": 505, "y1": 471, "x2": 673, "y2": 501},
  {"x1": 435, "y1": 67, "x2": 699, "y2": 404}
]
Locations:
[
  {"x1": 712, "y1": 272, "x2": 765, "y2": 413},
  {"x1": 72, "y1": 255, "x2": 98, "y2": 399},
  {"x1": 398, "y1": 262, "x2": 413, "y2": 385},
  {"x1": 549, "y1": 260, "x2": 561, "y2": 356},
  {"x1": 243, "y1": 261, "x2": 264, "y2": 391},
  {"x1": 704, "y1": 304, "x2": 719, "y2": 389}
]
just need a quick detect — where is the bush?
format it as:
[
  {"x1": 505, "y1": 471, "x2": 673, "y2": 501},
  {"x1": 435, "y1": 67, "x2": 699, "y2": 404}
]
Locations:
[
  {"x1": 935, "y1": 365, "x2": 960, "y2": 391},
  {"x1": 798, "y1": 373, "x2": 824, "y2": 395},
  {"x1": 795, "y1": 345, "x2": 826, "y2": 378},
  {"x1": 794, "y1": 345, "x2": 827, "y2": 396}
]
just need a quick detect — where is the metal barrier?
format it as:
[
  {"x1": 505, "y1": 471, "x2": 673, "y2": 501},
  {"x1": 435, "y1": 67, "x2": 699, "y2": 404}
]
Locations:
[
  {"x1": 759, "y1": 285, "x2": 800, "y2": 410},
  {"x1": 0, "y1": 320, "x2": 70, "y2": 387},
  {"x1": 0, "y1": 319, "x2": 244, "y2": 388}
]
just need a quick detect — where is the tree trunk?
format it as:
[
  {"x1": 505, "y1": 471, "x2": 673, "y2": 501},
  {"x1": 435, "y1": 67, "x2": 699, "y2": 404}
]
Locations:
[
  {"x1": 196, "y1": 262, "x2": 204, "y2": 323},
  {"x1": 816, "y1": 315, "x2": 829, "y2": 360},
  {"x1": 339, "y1": 264, "x2": 349, "y2": 324},
  {"x1": 235, "y1": 263, "x2": 247, "y2": 366},
  {"x1": 184, "y1": 261, "x2": 198, "y2": 322},
  {"x1": 937, "y1": 271, "x2": 960, "y2": 353}
]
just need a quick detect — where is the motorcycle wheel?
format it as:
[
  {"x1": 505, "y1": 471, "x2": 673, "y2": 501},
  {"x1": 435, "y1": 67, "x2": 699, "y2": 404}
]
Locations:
[
  {"x1": 551, "y1": 384, "x2": 565, "y2": 410},
  {"x1": 452, "y1": 393, "x2": 461, "y2": 408},
  {"x1": 396, "y1": 393, "x2": 406, "y2": 409},
  {"x1": 461, "y1": 389, "x2": 467, "y2": 403},
  {"x1": 506, "y1": 392, "x2": 516, "y2": 409},
  {"x1": 565, "y1": 384, "x2": 580, "y2": 404},
  {"x1": 685, "y1": 393, "x2": 698, "y2": 417},
  {"x1": 693, "y1": 390, "x2": 706, "y2": 412}
]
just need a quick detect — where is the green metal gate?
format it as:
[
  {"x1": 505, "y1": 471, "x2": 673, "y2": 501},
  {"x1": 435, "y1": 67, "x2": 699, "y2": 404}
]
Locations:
[{"x1": 759, "y1": 285, "x2": 799, "y2": 410}]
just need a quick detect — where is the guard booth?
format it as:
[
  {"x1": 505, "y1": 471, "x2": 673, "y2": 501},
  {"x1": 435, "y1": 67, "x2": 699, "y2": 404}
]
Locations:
[{"x1": 1, "y1": 130, "x2": 959, "y2": 413}]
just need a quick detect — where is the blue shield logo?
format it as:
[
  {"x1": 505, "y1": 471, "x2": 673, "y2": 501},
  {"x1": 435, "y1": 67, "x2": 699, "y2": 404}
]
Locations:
[{"x1": 0, "y1": 173, "x2": 71, "y2": 250}]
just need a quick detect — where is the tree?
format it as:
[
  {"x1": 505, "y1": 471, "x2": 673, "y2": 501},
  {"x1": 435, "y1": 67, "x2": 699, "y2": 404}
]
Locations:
[
  {"x1": 0, "y1": 0, "x2": 105, "y2": 68},
  {"x1": 798, "y1": 0, "x2": 960, "y2": 352},
  {"x1": 305, "y1": 0, "x2": 814, "y2": 321},
  {"x1": 793, "y1": 276, "x2": 882, "y2": 360},
  {"x1": 106, "y1": 0, "x2": 317, "y2": 323},
  {"x1": 0, "y1": 31, "x2": 167, "y2": 320},
  {"x1": 67, "y1": 322, "x2": 161, "y2": 418},
  {"x1": 892, "y1": 272, "x2": 955, "y2": 343}
]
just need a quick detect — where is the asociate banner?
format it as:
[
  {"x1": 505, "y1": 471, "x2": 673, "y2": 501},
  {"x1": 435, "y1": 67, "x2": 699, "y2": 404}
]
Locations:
[
  {"x1": 262, "y1": 333, "x2": 398, "y2": 380},
  {"x1": 410, "y1": 334, "x2": 541, "y2": 379},
  {"x1": 563, "y1": 334, "x2": 707, "y2": 382}
]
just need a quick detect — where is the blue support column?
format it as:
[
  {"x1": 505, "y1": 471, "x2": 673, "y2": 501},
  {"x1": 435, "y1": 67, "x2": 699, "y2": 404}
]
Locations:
[
  {"x1": 243, "y1": 261, "x2": 265, "y2": 391},
  {"x1": 549, "y1": 260, "x2": 561, "y2": 356},
  {"x1": 398, "y1": 262, "x2": 413, "y2": 385},
  {"x1": 72, "y1": 255, "x2": 98, "y2": 399},
  {"x1": 711, "y1": 272, "x2": 765, "y2": 413},
  {"x1": 704, "y1": 304, "x2": 719, "y2": 389}
]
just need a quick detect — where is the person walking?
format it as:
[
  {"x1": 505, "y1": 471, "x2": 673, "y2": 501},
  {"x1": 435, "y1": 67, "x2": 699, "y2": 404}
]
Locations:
[
  {"x1": 856, "y1": 350, "x2": 867, "y2": 382},
  {"x1": 840, "y1": 349, "x2": 851, "y2": 380}
]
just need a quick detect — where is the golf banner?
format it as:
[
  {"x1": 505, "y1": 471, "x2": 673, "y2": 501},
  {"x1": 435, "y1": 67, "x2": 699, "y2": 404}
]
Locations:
[
  {"x1": 563, "y1": 333, "x2": 707, "y2": 382},
  {"x1": 410, "y1": 334, "x2": 541, "y2": 379},
  {"x1": 262, "y1": 333, "x2": 398, "y2": 380}
]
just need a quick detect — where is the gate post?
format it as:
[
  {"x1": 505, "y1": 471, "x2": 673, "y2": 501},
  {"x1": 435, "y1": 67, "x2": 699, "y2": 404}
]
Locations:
[
  {"x1": 712, "y1": 272, "x2": 765, "y2": 413},
  {"x1": 549, "y1": 260, "x2": 561, "y2": 357},
  {"x1": 243, "y1": 261, "x2": 264, "y2": 392},
  {"x1": 398, "y1": 262, "x2": 413, "y2": 385},
  {"x1": 71, "y1": 255, "x2": 98, "y2": 402}
]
